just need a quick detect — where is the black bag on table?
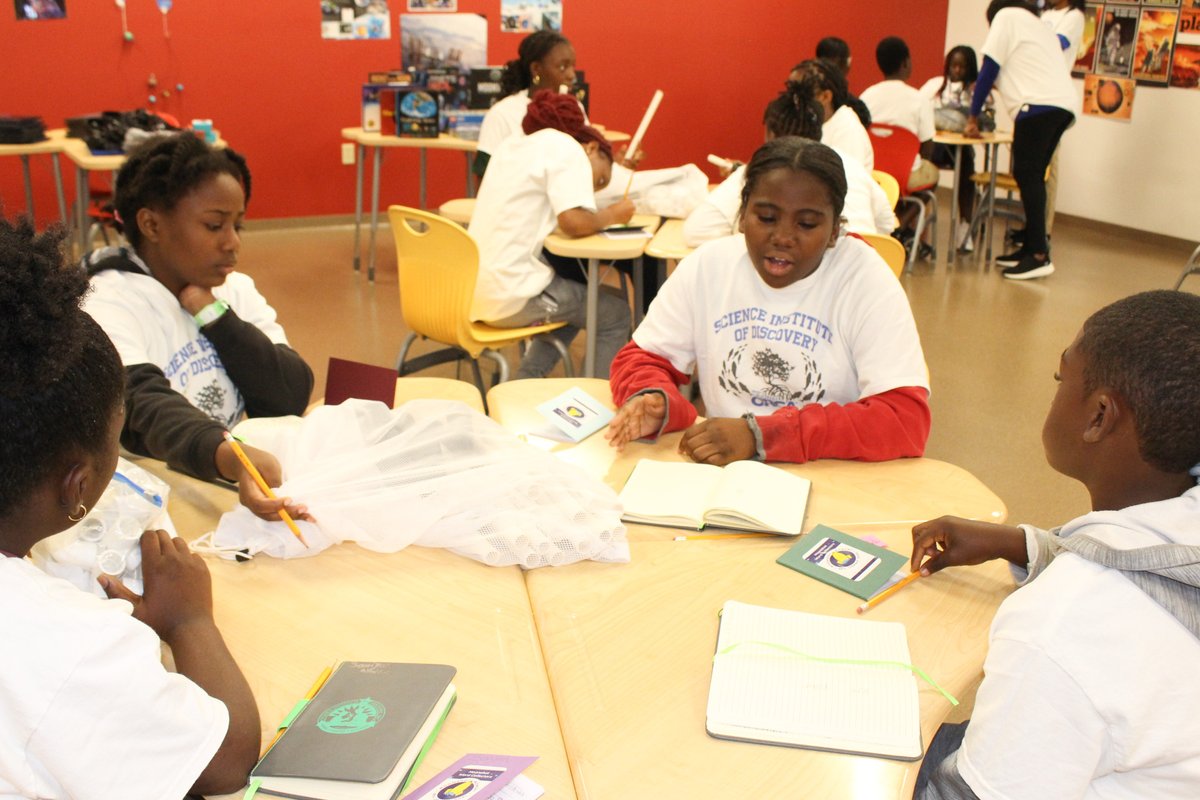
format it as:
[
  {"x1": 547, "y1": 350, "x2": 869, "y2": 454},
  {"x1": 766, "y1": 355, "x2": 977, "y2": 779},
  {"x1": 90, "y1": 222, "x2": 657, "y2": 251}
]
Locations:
[
  {"x1": 65, "y1": 110, "x2": 179, "y2": 154},
  {"x1": 0, "y1": 116, "x2": 47, "y2": 144}
]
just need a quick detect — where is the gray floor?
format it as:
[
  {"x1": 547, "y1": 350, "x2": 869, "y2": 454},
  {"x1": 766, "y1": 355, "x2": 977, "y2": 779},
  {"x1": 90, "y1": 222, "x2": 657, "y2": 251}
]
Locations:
[{"x1": 237, "y1": 201, "x2": 1197, "y2": 530}]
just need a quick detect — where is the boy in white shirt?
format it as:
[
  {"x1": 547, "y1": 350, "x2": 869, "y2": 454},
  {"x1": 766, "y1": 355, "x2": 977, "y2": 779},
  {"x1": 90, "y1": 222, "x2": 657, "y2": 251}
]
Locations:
[
  {"x1": 912, "y1": 290, "x2": 1200, "y2": 800},
  {"x1": 861, "y1": 36, "x2": 939, "y2": 192}
]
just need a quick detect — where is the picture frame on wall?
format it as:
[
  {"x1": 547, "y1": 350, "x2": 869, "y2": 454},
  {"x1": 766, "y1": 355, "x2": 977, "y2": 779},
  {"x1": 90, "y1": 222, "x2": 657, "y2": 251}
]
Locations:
[
  {"x1": 14, "y1": 0, "x2": 65, "y2": 20},
  {"x1": 408, "y1": 0, "x2": 457, "y2": 10},
  {"x1": 1171, "y1": 7, "x2": 1200, "y2": 88},
  {"x1": 1132, "y1": 7, "x2": 1179, "y2": 85},
  {"x1": 1095, "y1": 5, "x2": 1141, "y2": 78},
  {"x1": 1073, "y1": 4, "x2": 1104, "y2": 76}
]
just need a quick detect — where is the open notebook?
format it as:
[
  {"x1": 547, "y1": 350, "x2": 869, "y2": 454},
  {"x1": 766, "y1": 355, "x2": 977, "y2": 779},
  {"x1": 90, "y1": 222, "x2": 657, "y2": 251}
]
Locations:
[
  {"x1": 706, "y1": 601, "x2": 923, "y2": 761},
  {"x1": 618, "y1": 459, "x2": 810, "y2": 534}
]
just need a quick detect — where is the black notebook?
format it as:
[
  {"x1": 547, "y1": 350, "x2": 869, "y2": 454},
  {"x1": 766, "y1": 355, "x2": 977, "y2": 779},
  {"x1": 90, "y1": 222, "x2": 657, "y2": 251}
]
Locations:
[{"x1": 252, "y1": 662, "x2": 457, "y2": 799}]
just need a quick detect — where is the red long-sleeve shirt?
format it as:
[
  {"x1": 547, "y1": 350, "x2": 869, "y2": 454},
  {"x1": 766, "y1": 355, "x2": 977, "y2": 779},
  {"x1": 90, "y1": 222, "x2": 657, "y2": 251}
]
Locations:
[{"x1": 610, "y1": 341, "x2": 930, "y2": 463}]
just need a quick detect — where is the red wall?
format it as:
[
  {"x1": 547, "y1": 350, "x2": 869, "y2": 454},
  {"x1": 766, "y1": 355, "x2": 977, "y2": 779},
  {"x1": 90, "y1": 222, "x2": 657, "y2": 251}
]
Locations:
[{"x1": 1, "y1": 2, "x2": 948, "y2": 226}]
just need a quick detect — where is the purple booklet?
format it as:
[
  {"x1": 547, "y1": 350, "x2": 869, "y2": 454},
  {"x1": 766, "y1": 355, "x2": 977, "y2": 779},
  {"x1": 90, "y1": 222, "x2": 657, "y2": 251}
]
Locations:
[{"x1": 400, "y1": 754, "x2": 537, "y2": 800}]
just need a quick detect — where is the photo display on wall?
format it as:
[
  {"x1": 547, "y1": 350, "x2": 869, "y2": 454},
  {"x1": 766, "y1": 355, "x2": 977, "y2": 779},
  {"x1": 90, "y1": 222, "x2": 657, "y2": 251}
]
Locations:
[{"x1": 1073, "y1": 1, "x2": 1200, "y2": 90}]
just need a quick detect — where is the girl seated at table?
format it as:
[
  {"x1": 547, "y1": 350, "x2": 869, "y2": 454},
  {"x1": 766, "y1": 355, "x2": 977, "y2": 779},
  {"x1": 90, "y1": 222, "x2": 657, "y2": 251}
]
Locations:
[
  {"x1": 475, "y1": 30, "x2": 582, "y2": 179},
  {"x1": 920, "y1": 45, "x2": 986, "y2": 250},
  {"x1": 469, "y1": 91, "x2": 635, "y2": 379},
  {"x1": 606, "y1": 136, "x2": 930, "y2": 465},
  {"x1": 788, "y1": 59, "x2": 874, "y2": 171},
  {"x1": 0, "y1": 216, "x2": 259, "y2": 797},
  {"x1": 683, "y1": 87, "x2": 895, "y2": 247},
  {"x1": 82, "y1": 133, "x2": 313, "y2": 522}
]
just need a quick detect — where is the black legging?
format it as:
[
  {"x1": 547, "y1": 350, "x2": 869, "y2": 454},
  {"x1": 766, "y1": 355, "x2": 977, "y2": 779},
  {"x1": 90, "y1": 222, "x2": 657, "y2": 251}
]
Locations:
[{"x1": 1011, "y1": 108, "x2": 1074, "y2": 256}]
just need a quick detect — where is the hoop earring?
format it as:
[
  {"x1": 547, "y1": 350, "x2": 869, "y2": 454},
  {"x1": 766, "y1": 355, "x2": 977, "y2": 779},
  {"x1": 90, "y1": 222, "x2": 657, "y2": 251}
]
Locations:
[{"x1": 68, "y1": 504, "x2": 87, "y2": 523}]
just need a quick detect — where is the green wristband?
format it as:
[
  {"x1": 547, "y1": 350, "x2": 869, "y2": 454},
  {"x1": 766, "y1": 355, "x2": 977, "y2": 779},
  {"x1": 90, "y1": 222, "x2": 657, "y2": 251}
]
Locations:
[{"x1": 193, "y1": 298, "x2": 230, "y2": 328}]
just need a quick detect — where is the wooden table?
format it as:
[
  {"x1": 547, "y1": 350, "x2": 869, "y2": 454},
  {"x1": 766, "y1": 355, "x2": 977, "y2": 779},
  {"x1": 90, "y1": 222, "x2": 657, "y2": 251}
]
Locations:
[
  {"x1": 484, "y1": 378, "x2": 1012, "y2": 799},
  {"x1": 129, "y1": 459, "x2": 577, "y2": 800},
  {"x1": 543, "y1": 215, "x2": 661, "y2": 377},
  {"x1": 645, "y1": 217, "x2": 694, "y2": 288},
  {"x1": 341, "y1": 127, "x2": 479, "y2": 282},
  {"x1": 486, "y1": 378, "x2": 1008, "y2": 539},
  {"x1": 932, "y1": 130, "x2": 1013, "y2": 264},
  {"x1": 0, "y1": 128, "x2": 67, "y2": 225}
]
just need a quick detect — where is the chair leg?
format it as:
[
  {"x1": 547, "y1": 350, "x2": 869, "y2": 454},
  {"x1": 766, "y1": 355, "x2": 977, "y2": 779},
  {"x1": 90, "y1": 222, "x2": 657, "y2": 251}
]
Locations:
[
  {"x1": 480, "y1": 349, "x2": 510, "y2": 384},
  {"x1": 395, "y1": 332, "x2": 418, "y2": 373},
  {"x1": 548, "y1": 338, "x2": 574, "y2": 377},
  {"x1": 1175, "y1": 244, "x2": 1200, "y2": 291}
]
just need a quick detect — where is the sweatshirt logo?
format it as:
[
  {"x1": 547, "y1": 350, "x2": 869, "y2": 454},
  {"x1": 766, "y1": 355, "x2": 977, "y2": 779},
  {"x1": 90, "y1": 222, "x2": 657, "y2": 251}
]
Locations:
[{"x1": 717, "y1": 343, "x2": 825, "y2": 408}]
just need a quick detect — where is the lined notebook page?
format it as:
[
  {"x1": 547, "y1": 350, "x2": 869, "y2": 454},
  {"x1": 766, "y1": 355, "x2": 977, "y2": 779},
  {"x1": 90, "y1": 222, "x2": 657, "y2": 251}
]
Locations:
[{"x1": 706, "y1": 600, "x2": 921, "y2": 759}]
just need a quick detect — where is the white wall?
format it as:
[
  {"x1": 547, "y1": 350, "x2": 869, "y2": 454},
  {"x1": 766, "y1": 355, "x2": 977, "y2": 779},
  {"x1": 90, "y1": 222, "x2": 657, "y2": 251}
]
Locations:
[{"x1": 944, "y1": 0, "x2": 1199, "y2": 241}]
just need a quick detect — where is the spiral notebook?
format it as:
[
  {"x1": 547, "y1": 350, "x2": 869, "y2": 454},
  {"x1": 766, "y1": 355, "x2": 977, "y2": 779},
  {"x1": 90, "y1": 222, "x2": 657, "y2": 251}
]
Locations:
[{"x1": 706, "y1": 601, "x2": 923, "y2": 761}]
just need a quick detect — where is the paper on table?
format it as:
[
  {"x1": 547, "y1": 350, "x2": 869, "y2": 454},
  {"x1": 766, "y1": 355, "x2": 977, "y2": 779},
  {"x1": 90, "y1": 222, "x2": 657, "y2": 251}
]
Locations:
[{"x1": 707, "y1": 600, "x2": 921, "y2": 759}]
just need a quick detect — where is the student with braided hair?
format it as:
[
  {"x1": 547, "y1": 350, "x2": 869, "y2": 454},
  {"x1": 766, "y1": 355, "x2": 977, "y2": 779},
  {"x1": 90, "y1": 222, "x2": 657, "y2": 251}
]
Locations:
[
  {"x1": 469, "y1": 90, "x2": 636, "y2": 379},
  {"x1": 0, "y1": 216, "x2": 259, "y2": 797},
  {"x1": 82, "y1": 133, "x2": 314, "y2": 523},
  {"x1": 788, "y1": 58, "x2": 875, "y2": 171},
  {"x1": 682, "y1": 88, "x2": 895, "y2": 247}
]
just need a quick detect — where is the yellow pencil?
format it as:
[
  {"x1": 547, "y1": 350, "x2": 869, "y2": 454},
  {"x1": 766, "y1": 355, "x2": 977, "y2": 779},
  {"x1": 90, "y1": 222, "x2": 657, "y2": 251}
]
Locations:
[
  {"x1": 856, "y1": 570, "x2": 923, "y2": 614},
  {"x1": 264, "y1": 665, "x2": 333, "y2": 753},
  {"x1": 673, "y1": 532, "x2": 778, "y2": 541},
  {"x1": 221, "y1": 432, "x2": 308, "y2": 547}
]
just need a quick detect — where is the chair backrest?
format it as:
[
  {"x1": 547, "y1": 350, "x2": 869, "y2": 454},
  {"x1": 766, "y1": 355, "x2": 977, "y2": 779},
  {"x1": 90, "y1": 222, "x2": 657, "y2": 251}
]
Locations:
[
  {"x1": 325, "y1": 356, "x2": 397, "y2": 408},
  {"x1": 866, "y1": 123, "x2": 920, "y2": 194},
  {"x1": 871, "y1": 169, "x2": 901, "y2": 209},
  {"x1": 387, "y1": 205, "x2": 478, "y2": 351},
  {"x1": 858, "y1": 232, "x2": 906, "y2": 279}
]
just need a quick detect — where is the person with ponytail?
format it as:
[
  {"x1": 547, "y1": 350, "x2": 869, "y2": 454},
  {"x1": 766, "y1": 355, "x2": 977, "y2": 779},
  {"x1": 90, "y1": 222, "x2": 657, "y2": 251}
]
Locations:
[
  {"x1": 0, "y1": 216, "x2": 259, "y2": 798},
  {"x1": 683, "y1": 87, "x2": 895, "y2": 247},
  {"x1": 474, "y1": 30, "x2": 580, "y2": 178},
  {"x1": 788, "y1": 58, "x2": 875, "y2": 171},
  {"x1": 468, "y1": 90, "x2": 636, "y2": 379},
  {"x1": 82, "y1": 133, "x2": 314, "y2": 523}
]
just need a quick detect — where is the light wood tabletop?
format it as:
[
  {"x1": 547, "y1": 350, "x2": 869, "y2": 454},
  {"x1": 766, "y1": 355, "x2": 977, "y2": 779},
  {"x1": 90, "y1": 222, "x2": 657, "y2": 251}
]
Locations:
[
  {"x1": 644, "y1": 217, "x2": 694, "y2": 262},
  {"x1": 524, "y1": 534, "x2": 1012, "y2": 800},
  {"x1": 130, "y1": 458, "x2": 577, "y2": 800},
  {"x1": 486, "y1": 378, "x2": 1008, "y2": 540}
]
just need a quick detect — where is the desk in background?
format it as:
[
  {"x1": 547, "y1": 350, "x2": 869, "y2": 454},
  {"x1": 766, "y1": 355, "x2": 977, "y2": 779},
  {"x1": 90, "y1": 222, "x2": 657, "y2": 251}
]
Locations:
[
  {"x1": 645, "y1": 217, "x2": 694, "y2": 285},
  {"x1": 932, "y1": 130, "x2": 1013, "y2": 265},
  {"x1": 0, "y1": 129, "x2": 67, "y2": 226},
  {"x1": 543, "y1": 215, "x2": 661, "y2": 378}
]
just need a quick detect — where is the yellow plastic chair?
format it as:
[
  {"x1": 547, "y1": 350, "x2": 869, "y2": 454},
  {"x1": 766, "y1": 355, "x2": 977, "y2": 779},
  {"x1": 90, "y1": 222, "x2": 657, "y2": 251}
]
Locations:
[
  {"x1": 871, "y1": 169, "x2": 901, "y2": 209},
  {"x1": 858, "y1": 232, "x2": 906, "y2": 279},
  {"x1": 388, "y1": 205, "x2": 573, "y2": 399}
]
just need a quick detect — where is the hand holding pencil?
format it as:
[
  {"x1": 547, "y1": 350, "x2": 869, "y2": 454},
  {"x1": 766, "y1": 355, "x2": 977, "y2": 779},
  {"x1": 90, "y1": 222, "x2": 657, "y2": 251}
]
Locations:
[{"x1": 216, "y1": 434, "x2": 313, "y2": 540}]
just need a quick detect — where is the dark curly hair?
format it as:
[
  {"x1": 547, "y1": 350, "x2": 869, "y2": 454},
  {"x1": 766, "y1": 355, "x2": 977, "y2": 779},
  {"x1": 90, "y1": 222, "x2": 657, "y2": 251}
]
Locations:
[
  {"x1": 875, "y1": 36, "x2": 911, "y2": 76},
  {"x1": 739, "y1": 136, "x2": 847, "y2": 224},
  {"x1": 499, "y1": 30, "x2": 572, "y2": 97},
  {"x1": 764, "y1": 85, "x2": 824, "y2": 141},
  {"x1": 1077, "y1": 290, "x2": 1200, "y2": 474},
  {"x1": 114, "y1": 133, "x2": 251, "y2": 250},
  {"x1": 0, "y1": 218, "x2": 124, "y2": 517},
  {"x1": 787, "y1": 58, "x2": 852, "y2": 113},
  {"x1": 523, "y1": 90, "x2": 612, "y2": 160}
]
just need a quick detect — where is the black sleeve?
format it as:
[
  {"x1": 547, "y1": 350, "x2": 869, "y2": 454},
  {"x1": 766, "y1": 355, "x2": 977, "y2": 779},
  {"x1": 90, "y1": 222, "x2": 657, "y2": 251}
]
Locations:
[
  {"x1": 471, "y1": 150, "x2": 491, "y2": 178},
  {"x1": 848, "y1": 95, "x2": 872, "y2": 128},
  {"x1": 122, "y1": 363, "x2": 228, "y2": 481},
  {"x1": 200, "y1": 309, "x2": 314, "y2": 418}
]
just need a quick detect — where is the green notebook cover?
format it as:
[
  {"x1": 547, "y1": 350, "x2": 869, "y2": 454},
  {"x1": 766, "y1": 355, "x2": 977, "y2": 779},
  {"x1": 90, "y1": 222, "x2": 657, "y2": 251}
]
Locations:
[{"x1": 776, "y1": 525, "x2": 908, "y2": 600}]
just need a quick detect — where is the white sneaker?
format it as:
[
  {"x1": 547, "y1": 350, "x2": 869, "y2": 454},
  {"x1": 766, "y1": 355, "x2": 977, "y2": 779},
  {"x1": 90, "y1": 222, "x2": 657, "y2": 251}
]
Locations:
[{"x1": 956, "y1": 221, "x2": 973, "y2": 253}]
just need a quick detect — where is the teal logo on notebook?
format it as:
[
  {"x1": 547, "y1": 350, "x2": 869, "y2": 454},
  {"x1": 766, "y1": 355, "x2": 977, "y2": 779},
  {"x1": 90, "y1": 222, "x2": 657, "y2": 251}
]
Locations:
[{"x1": 316, "y1": 698, "x2": 386, "y2": 734}]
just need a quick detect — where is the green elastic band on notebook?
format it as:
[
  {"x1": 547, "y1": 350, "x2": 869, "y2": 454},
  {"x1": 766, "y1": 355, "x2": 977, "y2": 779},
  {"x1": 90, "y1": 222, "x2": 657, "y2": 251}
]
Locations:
[
  {"x1": 398, "y1": 693, "x2": 457, "y2": 795},
  {"x1": 278, "y1": 698, "x2": 310, "y2": 729},
  {"x1": 242, "y1": 777, "x2": 262, "y2": 799},
  {"x1": 715, "y1": 639, "x2": 959, "y2": 706}
]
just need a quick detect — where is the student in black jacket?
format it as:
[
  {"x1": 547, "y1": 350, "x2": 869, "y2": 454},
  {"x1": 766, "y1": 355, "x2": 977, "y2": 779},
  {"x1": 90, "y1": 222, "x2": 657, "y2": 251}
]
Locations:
[{"x1": 83, "y1": 133, "x2": 313, "y2": 522}]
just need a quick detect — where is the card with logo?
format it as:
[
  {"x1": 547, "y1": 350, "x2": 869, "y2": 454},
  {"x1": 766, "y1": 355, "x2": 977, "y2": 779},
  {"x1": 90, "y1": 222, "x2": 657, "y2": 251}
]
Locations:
[
  {"x1": 400, "y1": 754, "x2": 538, "y2": 800},
  {"x1": 776, "y1": 525, "x2": 908, "y2": 600},
  {"x1": 533, "y1": 388, "x2": 614, "y2": 443}
]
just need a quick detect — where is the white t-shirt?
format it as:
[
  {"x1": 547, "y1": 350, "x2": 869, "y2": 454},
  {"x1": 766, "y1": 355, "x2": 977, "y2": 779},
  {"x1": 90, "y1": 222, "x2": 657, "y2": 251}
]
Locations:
[
  {"x1": 983, "y1": 7, "x2": 1080, "y2": 116},
  {"x1": 957, "y1": 495, "x2": 1200, "y2": 798},
  {"x1": 84, "y1": 252, "x2": 291, "y2": 429},
  {"x1": 476, "y1": 89, "x2": 590, "y2": 157},
  {"x1": 681, "y1": 156, "x2": 895, "y2": 247},
  {"x1": 860, "y1": 80, "x2": 936, "y2": 149},
  {"x1": 821, "y1": 104, "x2": 875, "y2": 172},
  {"x1": 1042, "y1": 7, "x2": 1086, "y2": 69},
  {"x1": 632, "y1": 234, "x2": 927, "y2": 417},
  {"x1": 0, "y1": 557, "x2": 228, "y2": 800},
  {"x1": 469, "y1": 128, "x2": 597, "y2": 321}
]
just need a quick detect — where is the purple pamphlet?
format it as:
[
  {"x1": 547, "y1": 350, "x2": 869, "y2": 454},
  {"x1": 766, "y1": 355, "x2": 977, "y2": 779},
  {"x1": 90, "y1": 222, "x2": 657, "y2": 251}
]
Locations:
[{"x1": 400, "y1": 754, "x2": 538, "y2": 800}]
